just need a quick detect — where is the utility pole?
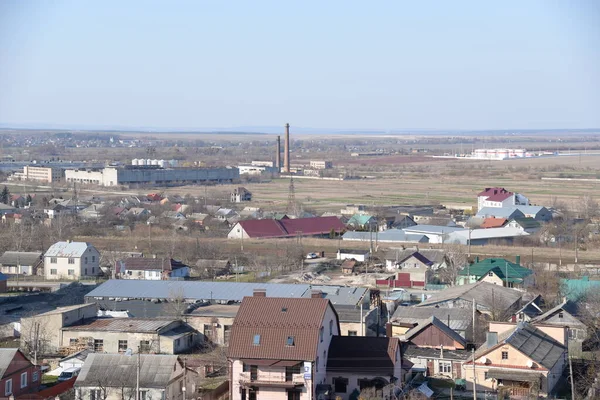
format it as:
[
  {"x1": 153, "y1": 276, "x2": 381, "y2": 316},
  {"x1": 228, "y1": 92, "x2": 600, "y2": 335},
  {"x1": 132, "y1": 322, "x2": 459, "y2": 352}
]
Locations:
[
  {"x1": 472, "y1": 348, "x2": 477, "y2": 400},
  {"x1": 135, "y1": 347, "x2": 140, "y2": 400},
  {"x1": 182, "y1": 357, "x2": 187, "y2": 400}
]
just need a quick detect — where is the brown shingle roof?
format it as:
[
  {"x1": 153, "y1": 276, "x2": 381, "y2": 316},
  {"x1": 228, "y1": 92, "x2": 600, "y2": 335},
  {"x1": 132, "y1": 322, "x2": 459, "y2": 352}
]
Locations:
[
  {"x1": 227, "y1": 296, "x2": 337, "y2": 361},
  {"x1": 327, "y1": 336, "x2": 399, "y2": 374}
]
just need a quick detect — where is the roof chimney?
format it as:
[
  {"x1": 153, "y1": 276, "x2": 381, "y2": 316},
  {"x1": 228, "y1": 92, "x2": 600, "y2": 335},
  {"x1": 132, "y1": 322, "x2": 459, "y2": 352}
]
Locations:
[
  {"x1": 253, "y1": 289, "x2": 266, "y2": 297},
  {"x1": 311, "y1": 290, "x2": 323, "y2": 299},
  {"x1": 486, "y1": 332, "x2": 498, "y2": 348},
  {"x1": 515, "y1": 255, "x2": 520, "y2": 265}
]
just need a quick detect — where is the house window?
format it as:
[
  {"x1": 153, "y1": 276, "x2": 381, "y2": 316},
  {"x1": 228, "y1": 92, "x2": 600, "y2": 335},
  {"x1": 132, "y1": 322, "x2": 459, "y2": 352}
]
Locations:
[
  {"x1": 204, "y1": 324, "x2": 214, "y2": 341},
  {"x1": 287, "y1": 391, "x2": 300, "y2": 400},
  {"x1": 68, "y1": 269, "x2": 75, "y2": 276},
  {"x1": 139, "y1": 390, "x2": 148, "y2": 400},
  {"x1": 569, "y1": 328, "x2": 579, "y2": 340},
  {"x1": 501, "y1": 351, "x2": 508, "y2": 360},
  {"x1": 224, "y1": 325, "x2": 231, "y2": 345},
  {"x1": 85, "y1": 257, "x2": 88, "y2": 264},
  {"x1": 21, "y1": 372, "x2": 27, "y2": 388},
  {"x1": 139, "y1": 340, "x2": 151, "y2": 352},
  {"x1": 84, "y1": 269, "x2": 88, "y2": 275},
  {"x1": 484, "y1": 372, "x2": 489, "y2": 380},
  {"x1": 50, "y1": 269, "x2": 57, "y2": 275},
  {"x1": 68, "y1": 258, "x2": 75, "y2": 264},
  {"x1": 438, "y1": 362, "x2": 451, "y2": 374},
  {"x1": 50, "y1": 257, "x2": 57, "y2": 264},
  {"x1": 5, "y1": 378, "x2": 12, "y2": 396},
  {"x1": 94, "y1": 339, "x2": 104, "y2": 352},
  {"x1": 69, "y1": 338, "x2": 78, "y2": 346},
  {"x1": 32, "y1": 372, "x2": 38, "y2": 382},
  {"x1": 286, "y1": 336, "x2": 295, "y2": 346},
  {"x1": 316, "y1": 356, "x2": 319, "y2": 372},
  {"x1": 333, "y1": 377, "x2": 349, "y2": 393},
  {"x1": 253, "y1": 334, "x2": 261, "y2": 346},
  {"x1": 488, "y1": 272, "x2": 494, "y2": 276},
  {"x1": 92, "y1": 267, "x2": 95, "y2": 274},
  {"x1": 285, "y1": 364, "x2": 301, "y2": 382},
  {"x1": 320, "y1": 327, "x2": 324, "y2": 342},
  {"x1": 248, "y1": 389, "x2": 257, "y2": 400},
  {"x1": 559, "y1": 312, "x2": 564, "y2": 319},
  {"x1": 329, "y1": 320, "x2": 333, "y2": 335},
  {"x1": 118, "y1": 340, "x2": 128, "y2": 353},
  {"x1": 348, "y1": 331, "x2": 357, "y2": 336},
  {"x1": 91, "y1": 389, "x2": 102, "y2": 400},
  {"x1": 92, "y1": 256, "x2": 96, "y2": 262},
  {"x1": 175, "y1": 338, "x2": 181, "y2": 347}
]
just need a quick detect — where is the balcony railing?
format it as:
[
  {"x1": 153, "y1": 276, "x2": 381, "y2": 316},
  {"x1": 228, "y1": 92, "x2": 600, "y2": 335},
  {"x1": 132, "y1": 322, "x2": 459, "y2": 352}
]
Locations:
[{"x1": 239, "y1": 372, "x2": 305, "y2": 388}]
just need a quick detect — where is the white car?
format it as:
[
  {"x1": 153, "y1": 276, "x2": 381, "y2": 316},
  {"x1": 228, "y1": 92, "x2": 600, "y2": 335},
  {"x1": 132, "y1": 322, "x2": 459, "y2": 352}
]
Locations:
[{"x1": 306, "y1": 253, "x2": 318, "y2": 259}]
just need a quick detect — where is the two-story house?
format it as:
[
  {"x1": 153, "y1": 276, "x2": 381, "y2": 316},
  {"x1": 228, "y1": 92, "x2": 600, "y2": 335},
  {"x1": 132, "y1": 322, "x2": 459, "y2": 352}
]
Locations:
[
  {"x1": 44, "y1": 241, "x2": 101, "y2": 280},
  {"x1": 74, "y1": 353, "x2": 196, "y2": 400},
  {"x1": 463, "y1": 322, "x2": 567, "y2": 398},
  {"x1": 0, "y1": 348, "x2": 42, "y2": 398},
  {"x1": 531, "y1": 300, "x2": 588, "y2": 355},
  {"x1": 227, "y1": 290, "x2": 340, "y2": 400}
]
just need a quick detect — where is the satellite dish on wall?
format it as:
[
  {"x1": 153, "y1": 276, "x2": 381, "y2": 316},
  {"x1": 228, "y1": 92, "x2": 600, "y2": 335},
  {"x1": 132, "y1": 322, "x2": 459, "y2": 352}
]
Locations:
[
  {"x1": 124, "y1": 348, "x2": 133, "y2": 356},
  {"x1": 527, "y1": 360, "x2": 535, "y2": 368}
]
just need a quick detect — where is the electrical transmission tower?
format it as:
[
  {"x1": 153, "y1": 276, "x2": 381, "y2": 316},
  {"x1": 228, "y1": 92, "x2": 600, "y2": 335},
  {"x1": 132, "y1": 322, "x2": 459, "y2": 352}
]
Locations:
[{"x1": 286, "y1": 175, "x2": 299, "y2": 217}]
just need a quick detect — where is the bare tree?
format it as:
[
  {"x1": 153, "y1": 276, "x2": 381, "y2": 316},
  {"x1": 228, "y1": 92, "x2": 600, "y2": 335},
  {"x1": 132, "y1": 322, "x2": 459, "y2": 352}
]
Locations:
[
  {"x1": 437, "y1": 244, "x2": 467, "y2": 286},
  {"x1": 578, "y1": 195, "x2": 599, "y2": 220}
]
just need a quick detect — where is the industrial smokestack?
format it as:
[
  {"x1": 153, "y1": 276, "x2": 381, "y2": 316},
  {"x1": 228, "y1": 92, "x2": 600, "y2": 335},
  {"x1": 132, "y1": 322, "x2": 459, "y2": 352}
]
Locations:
[
  {"x1": 284, "y1": 123, "x2": 290, "y2": 173},
  {"x1": 276, "y1": 136, "x2": 281, "y2": 171}
]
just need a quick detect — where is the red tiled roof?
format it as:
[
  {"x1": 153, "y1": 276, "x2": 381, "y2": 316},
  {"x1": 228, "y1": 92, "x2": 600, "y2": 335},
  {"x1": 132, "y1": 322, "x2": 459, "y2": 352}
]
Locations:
[
  {"x1": 227, "y1": 296, "x2": 337, "y2": 361},
  {"x1": 485, "y1": 192, "x2": 513, "y2": 202},
  {"x1": 17, "y1": 377, "x2": 75, "y2": 400},
  {"x1": 237, "y1": 217, "x2": 346, "y2": 239},
  {"x1": 478, "y1": 187, "x2": 510, "y2": 197},
  {"x1": 481, "y1": 217, "x2": 508, "y2": 229}
]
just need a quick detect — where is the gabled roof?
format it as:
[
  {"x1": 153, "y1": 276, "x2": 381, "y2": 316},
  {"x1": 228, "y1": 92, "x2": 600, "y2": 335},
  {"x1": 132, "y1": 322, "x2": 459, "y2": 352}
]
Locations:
[
  {"x1": 227, "y1": 296, "x2": 337, "y2": 361},
  {"x1": 62, "y1": 318, "x2": 181, "y2": 333},
  {"x1": 531, "y1": 301, "x2": 581, "y2": 324},
  {"x1": 404, "y1": 316, "x2": 467, "y2": 348},
  {"x1": 417, "y1": 281, "x2": 522, "y2": 311},
  {"x1": 347, "y1": 214, "x2": 376, "y2": 226},
  {"x1": 327, "y1": 336, "x2": 399, "y2": 374},
  {"x1": 397, "y1": 251, "x2": 434, "y2": 267},
  {"x1": 385, "y1": 249, "x2": 446, "y2": 265},
  {"x1": 509, "y1": 217, "x2": 541, "y2": 229},
  {"x1": 117, "y1": 258, "x2": 187, "y2": 272},
  {"x1": 470, "y1": 322, "x2": 566, "y2": 370},
  {"x1": 485, "y1": 192, "x2": 513, "y2": 202},
  {"x1": 45, "y1": 242, "x2": 95, "y2": 258},
  {"x1": 478, "y1": 187, "x2": 511, "y2": 197},
  {"x1": 0, "y1": 251, "x2": 43, "y2": 267},
  {"x1": 458, "y1": 258, "x2": 533, "y2": 279},
  {"x1": 75, "y1": 354, "x2": 180, "y2": 388},
  {"x1": 561, "y1": 277, "x2": 600, "y2": 301},
  {"x1": 343, "y1": 229, "x2": 428, "y2": 243},
  {"x1": 404, "y1": 225, "x2": 466, "y2": 235},
  {"x1": 476, "y1": 207, "x2": 525, "y2": 219},
  {"x1": 392, "y1": 307, "x2": 472, "y2": 332},
  {"x1": 481, "y1": 218, "x2": 507, "y2": 229},
  {"x1": 0, "y1": 348, "x2": 21, "y2": 379},
  {"x1": 514, "y1": 295, "x2": 544, "y2": 319},
  {"x1": 235, "y1": 216, "x2": 346, "y2": 239}
]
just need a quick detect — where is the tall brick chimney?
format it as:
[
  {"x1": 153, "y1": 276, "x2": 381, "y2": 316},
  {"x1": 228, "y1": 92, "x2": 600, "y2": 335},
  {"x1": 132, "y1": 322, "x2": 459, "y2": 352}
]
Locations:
[
  {"x1": 276, "y1": 136, "x2": 281, "y2": 171},
  {"x1": 283, "y1": 123, "x2": 290, "y2": 173}
]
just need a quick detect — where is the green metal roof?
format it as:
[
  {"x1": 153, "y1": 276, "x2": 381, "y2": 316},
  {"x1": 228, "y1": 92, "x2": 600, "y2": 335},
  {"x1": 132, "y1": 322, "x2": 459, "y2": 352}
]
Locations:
[
  {"x1": 458, "y1": 258, "x2": 533, "y2": 279},
  {"x1": 561, "y1": 277, "x2": 600, "y2": 301},
  {"x1": 510, "y1": 217, "x2": 541, "y2": 229},
  {"x1": 347, "y1": 214, "x2": 375, "y2": 226}
]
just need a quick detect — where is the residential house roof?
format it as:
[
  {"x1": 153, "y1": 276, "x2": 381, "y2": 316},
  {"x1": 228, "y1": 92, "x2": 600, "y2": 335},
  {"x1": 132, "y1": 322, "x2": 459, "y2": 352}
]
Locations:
[
  {"x1": 531, "y1": 301, "x2": 582, "y2": 325},
  {"x1": 509, "y1": 217, "x2": 541, "y2": 230},
  {"x1": 60, "y1": 349, "x2": 93, "y2": 364},
  {"x1": 470, "y1": 322, "x2": 566, "y2": 370},
  {"x1": 188, "y1": 304, "x2": 240, "y2": 318},
  {"x1": 396, "y1": 252, "x2": 434, "y2": 267},
  {"x1": 458, "y1": 258, "x2": 533, "y2": 281},
  {"x1": 478, "y1": 187, "x2": 511, "y2": 197},
  {"x1": 45, "y1": 241, "x2": 95, "y2": 258},
  {"x1": 514, "y1": 295, "x2": 544, "y2": 319},
  {"x1": 403, "y1": 225, "x2": 466, "y2": 235},
  {"x1": 75, "y1": 353, "x2": 180, "y2": 388},
  {"x1": 485, "y1": 192, "x2": 514, "y2": 202},
  {"x1": 476, "y1": 207, "x2": 526, "y2": 220},
  {"x1": 327, "y1": 336, "x2": 399, "y2": 375},
  {"x1": 385, "y1": 249, "x2": 447, "y2": 266},
  {"x1": 117, "y1": 258, "x2": 187, "y2": 272},
  {"x1": 343, "y1": 229, "x2": 428, "y2": 243},
  {"x1": 392, "y1": 307, "x2": 472, "y2": 332},
  {"x1": 62, "y1": 318, "x2": 180, "y2": 333},
  {"x1": 232, "y1": 187, "x2": 251, "y2": 195},
  {"x1": 481, "y1": 218, "x2": 507, "y2": 229},
  {"x1": 235, "y1": 216, "x2": 346, "y2": 239},
  {"x1": 402, "y1": 343, "x2": 471, "y2": 361},
  {"x1": 560, "y1": 277, "x2": 600, "y2": 301},
  {"x1": 338, "y1": 249, "x2": 370, "y2": 255},
  {"x1": 227, "y1": 296, "x2": 337, "y2": 361},
  {"x1": 416, "y1": 281, "x2": 522, "y2": 312},
  {"x1": 404, "y1": 316, "x2": 467, "y2": 348},
  {"x1": 515, "y1": 205, "x2": 549, "y2": 216},
  {"x1": 0, "y1": 348, "x2": 20, "y2": 379},
  {"x1": 0, "y1": 251, "x2": 43, "y2": 267},
  {"x1": 346, "y1": 214, "x2": 376, "y2": 227},
  {"x1": 302, "y1": 286, "x2": 368, "y2": 306},
  {"x1": 445, "y1": 227, "x2": 529, "y2": 244}
]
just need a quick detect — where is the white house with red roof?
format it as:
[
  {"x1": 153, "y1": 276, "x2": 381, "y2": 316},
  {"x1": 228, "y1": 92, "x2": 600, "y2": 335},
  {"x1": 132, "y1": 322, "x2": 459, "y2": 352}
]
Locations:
[{"x1": 477, "y1": 188, "x2": 529, "y2": 211}]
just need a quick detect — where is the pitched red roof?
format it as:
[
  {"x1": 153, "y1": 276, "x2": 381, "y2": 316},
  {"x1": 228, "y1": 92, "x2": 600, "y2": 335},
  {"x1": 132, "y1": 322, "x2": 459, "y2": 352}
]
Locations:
[
  {"x1": 481, "y1": 217, "x2": 508, "y2": 229},
  {"x1": 17, "y1": 377, "x2": 75, "y2": 400},
  {"x1": 237, "y1": 216, "x2": 345, "y2": 238},
  {"x1": 485, "y1": 192, "x2": 513, "y2": 202},
  {"x1": 478, "y1": 187, "x2": 510, "y2": 197},
  {"x1": 227, "y1": 296, "x2": 337, "y2": 361}
]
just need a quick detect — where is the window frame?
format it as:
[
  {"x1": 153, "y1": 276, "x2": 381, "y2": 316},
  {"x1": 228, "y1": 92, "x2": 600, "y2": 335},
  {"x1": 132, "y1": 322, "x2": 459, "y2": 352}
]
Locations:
[
  {"x1": 501, "y1": 351, "x2": 508, "y2": 360},
  {"x1": 20, "y1": 372, "x2": 27, "y2": 388},
  {"x1": 118, "y1": 340, "x2": 128, "y2": 353},
  {"x1": 253, "y1": 334, "x2": 261, "y2": 346},
  {"x1": 94, "y1": 339, "x2": 104, "y2": 352},
  {"x1": 5, "y1": 378, "x2": 12, "y2": 396},
  {"x1": 32, "y1": 371, "x2": 39, "y2": 382},
  {"x1": 68, "y1": 258, "x2": 75, "y2": 264}
]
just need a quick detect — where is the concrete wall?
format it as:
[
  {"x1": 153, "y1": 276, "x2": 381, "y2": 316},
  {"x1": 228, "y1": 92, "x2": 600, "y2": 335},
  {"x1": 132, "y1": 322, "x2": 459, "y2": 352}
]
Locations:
[
  {"x1": 65, "y1": 169, "x2": 104, "y2": 185},
  {"x1": 186, "y1": 315, "x2": 236, "y2": 346}
]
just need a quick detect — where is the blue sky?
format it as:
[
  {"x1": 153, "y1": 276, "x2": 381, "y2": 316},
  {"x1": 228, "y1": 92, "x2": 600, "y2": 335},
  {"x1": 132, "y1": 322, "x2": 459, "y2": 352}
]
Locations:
[{"x1": 0, "y1": 0, "x2": 598, "y2": 130}]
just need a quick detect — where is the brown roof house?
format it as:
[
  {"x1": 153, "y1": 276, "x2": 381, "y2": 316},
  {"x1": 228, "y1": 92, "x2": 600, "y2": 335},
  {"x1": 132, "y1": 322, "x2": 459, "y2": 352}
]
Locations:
[
  {"x1": 227, "y1": 290, "x2": 340, "y2": 400},
  {"x1": 463, "y1": 322, "x2": 567, "y2": 398},
  {"x1": 116, "y1": 258, "x2": 190, "y2": 280}
]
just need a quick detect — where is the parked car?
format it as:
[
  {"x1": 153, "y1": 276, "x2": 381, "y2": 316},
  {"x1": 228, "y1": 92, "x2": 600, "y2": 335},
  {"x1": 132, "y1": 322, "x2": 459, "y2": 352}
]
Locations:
[
  {"x1": 58, "y1": 367, "x2": 81, "y2": 382},
  {"x1": 306, "y1": 253, "x2": 318, "y2": 259}
]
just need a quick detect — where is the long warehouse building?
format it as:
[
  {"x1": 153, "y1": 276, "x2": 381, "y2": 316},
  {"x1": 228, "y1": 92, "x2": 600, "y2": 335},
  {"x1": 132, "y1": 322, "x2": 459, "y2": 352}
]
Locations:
[{"x1": 65, "y1": 166, "x2": 239, "y2": 186}]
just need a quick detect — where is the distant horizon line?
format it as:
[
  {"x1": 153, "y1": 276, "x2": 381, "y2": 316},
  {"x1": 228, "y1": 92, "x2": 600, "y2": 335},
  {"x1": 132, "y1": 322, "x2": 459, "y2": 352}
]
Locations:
[{"x1": 0, "y1": 123, "x2": 599, "y2": 135}]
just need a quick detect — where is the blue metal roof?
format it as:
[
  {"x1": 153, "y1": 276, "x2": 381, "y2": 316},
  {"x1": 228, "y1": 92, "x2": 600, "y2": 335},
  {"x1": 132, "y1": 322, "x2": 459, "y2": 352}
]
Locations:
[{"x1": 85, "y1": 280, "x2": 311, "y2": 302}]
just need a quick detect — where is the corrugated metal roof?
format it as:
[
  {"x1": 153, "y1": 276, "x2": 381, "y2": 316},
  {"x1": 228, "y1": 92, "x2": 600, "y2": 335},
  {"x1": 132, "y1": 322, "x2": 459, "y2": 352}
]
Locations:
[
  {"x1": 86, "y1": 280, "x2": 311, "y2": 302},
  {"x1": 404, "y1": 316, "x2": 467, "y2": 347},
  {"x1": 343, "y1": 229, "x2": 428, "y2": 243},
  {"x1": 403, "y1": 225, "x2": 466, "y2": 235},
  {"x1": 416, "y1": 281, "x2": 522, "y2": 311},
  {"x1": 0, "y1": 251, "x2": 43, "y2": 267},
  {"x1": 75, "y1": 353, "x2": 179, "y2": 388},
  {"x1": 0, "y1": 348, "x2": 20, "y2": 379},
  {"x1": 327, "y1": 336, "x2": 398, "y2": 374},
  {"x1": 392, "y1": 306, "x2": 472, "y2": 332},
  {"x1": 63, "y1": 318, "x2": 178, "y2": 333},
  {"x1": 44, "y1": 241, "x2": 95, "y2": 258},
  {"x1": 302, "y1": 285, "x2": 368, "y2": 306}
]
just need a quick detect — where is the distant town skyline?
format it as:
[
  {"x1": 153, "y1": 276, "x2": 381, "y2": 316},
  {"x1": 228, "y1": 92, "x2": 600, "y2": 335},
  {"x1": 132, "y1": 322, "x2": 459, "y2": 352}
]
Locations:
[{"x1": 1, "y1": 0, "x2": 599, "y2": 130}]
